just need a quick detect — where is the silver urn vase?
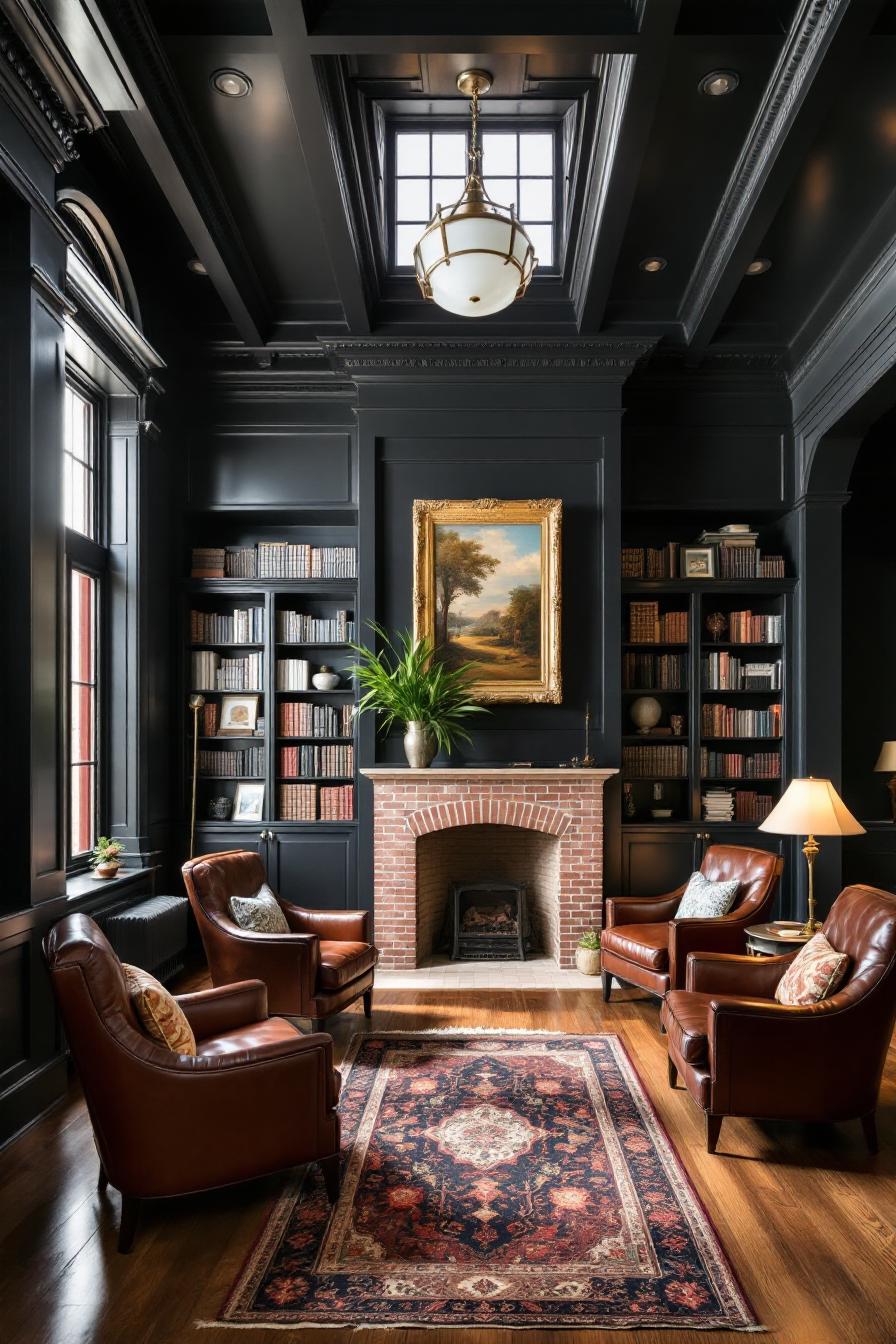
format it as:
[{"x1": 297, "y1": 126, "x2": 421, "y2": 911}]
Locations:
[{"x1": 403, "y1": 721, "x2": 437, "y2": 768}]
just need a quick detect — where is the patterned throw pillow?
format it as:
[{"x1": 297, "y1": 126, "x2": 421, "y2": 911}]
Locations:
[
  {"x1": 229, "y1": 883, "x2": 290, "y2": 934},
  {"x1": 123, "y1": 964, "x2": 196, "y2": 1055},
  {"x1": 775, "y1": 932, "x2": 849, "y2": 1006},
  {"x1": 675, "y1": 870, "x2": 740, "y2": 920}
]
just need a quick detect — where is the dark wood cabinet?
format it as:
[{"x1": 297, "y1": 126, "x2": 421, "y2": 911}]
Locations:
[
  {"x1": 619, "y1": 828, "x2": 703, "y2": 897},
  {"x1": 269, "y1": 829, "x2": 357, "y2": 909}
]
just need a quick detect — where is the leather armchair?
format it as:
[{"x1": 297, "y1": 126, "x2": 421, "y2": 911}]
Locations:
[
  {"x1": 44, "y1": 914, "x2": 341, "y2": 1252},
  {"x1": 182, "y1": 850, "x2": 378, "y2": 1030},
  {"x1": 661, "y1": 883, "x2": 896, "y2": 1154},
  {"x1": 601, "y1": 844, "x2": 783, "y2": 1002}
]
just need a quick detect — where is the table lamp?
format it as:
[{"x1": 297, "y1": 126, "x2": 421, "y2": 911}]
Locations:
[
  {"x1": 759, "y1": 778, "x2": 865, "y2": 935},
  {"x1": 873, "y1": 741, "x2": 896, "y2": 822}
]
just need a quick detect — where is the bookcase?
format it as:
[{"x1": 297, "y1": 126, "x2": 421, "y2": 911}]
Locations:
[
  {"x1": 182, "y1": 520, "x2": 360, "y2": 905},
  {"x1": 619, "y1": 573, "x2": 794, "y2": 896}
]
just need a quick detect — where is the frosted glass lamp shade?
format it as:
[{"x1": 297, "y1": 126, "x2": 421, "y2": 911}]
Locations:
[
  {"x1": 874, "y1": 741, "x2": 896, "y2": 772},
  {"x1": 414, "y1": 186, "x2": 536, "y2": 317},
  {"x1": 759, "y1": 778, "x2": 865, "y2": 837}
]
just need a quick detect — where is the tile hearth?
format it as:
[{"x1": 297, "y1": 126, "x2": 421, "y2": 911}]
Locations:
[{"x1": 374, "y1": 953, "x2": 605, "y2": 990}]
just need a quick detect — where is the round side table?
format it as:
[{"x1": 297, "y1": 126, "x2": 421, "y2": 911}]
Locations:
[{"x1": 745, "y1": 922, "x2": 812, "y2": 957}]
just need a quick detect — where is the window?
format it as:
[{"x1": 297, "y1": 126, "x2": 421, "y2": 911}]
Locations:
[
  {"x1": 64, "y1": 380, "x2": 106, "y2": 867},
  {"x1": 392, "y1": 126, "x2": 557, "y2": 270}
]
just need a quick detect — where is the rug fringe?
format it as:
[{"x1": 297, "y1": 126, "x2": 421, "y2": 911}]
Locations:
[{"x1": 196, "y1": 1320, "x2": 766, "y2": 1333}]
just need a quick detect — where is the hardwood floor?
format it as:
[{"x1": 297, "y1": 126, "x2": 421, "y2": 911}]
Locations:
[{"x1": 1, "y1": 976, "x2": 894, "y2": 1344}]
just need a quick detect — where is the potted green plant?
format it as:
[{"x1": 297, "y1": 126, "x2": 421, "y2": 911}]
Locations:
[
  {"x1": 575, "y1": 929, "x2": 601, "y2": 976},
  {"x1": 350, "y1": 624, "x2": 487, "y2": 768},
  {"x1": 91, "y1": 836, "x2": 125, "y2": 879}
]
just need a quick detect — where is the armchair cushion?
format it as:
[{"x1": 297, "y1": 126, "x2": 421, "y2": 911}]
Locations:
[
  {"x1": 662, "y1": 991, "x2": 710, "y2": 1065},
  {"x1": 675, "y1": 870, "x2": 739, "y2": 920},
  {"x1": 600, "y1": 922, "x2": 669, "y2": 972},
  {"x1": 230, "y1": 885, "x2": 290, "y2": 935},
  {"x1": 124, "y1": 964, "x2": 196, "y2": 1056},
  {"x1": 775, "y1": 932, "x2": 849, "y2": 1006},
  {"x1": 318, "y1": 940, "x2": 379, "y2": 990}
]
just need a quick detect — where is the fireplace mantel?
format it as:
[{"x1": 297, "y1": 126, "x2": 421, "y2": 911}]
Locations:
[{"x1": 363, "y1": 764, "x2": 617, "y2": 968}]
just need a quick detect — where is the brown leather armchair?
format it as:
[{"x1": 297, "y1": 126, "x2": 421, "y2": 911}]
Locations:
[
  {"x1": 601, "y1": 844, "x2": 783, "y2": 1002},
  {"x1": 44, "y1": 914, "x2": 341, "y2": 1252},
  {"x1": 662, "y1": 883, "x2": 896, "y2": 1154},
  {"x1": 182, "y1": 850, "x2": 378, "y2": 1030}
]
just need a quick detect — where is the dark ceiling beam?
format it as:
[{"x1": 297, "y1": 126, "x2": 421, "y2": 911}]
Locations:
[
  {"x1": 570, "y1": 0, "x2": 679, "y2": 333},
  {"x1": 302, "y1": 35, "x2": 640, "y2": 55},
  {"x1": 263, "y1": 0, "x2": 373, "y2": 335},
  {"x1": 678, "y1": 0, "x2": 884, "y2": 356},
  {"x1": 91, "y1": 0, "x2": 270, "y2": 345}
]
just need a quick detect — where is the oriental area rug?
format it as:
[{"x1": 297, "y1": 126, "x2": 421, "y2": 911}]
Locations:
[{"x1": 218, "y1": 1032, "x2": 761, "y2": 1331}]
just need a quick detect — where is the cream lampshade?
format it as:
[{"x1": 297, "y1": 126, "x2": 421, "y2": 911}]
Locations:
[
  {"x1": 760, "y1": 778, "x2": 865, "y2": 934},
  {"x1": 874, "y1": 742, "x2": 896, "y2": 823}
]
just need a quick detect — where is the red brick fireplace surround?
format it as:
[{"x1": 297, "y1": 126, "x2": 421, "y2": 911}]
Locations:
[{"x1": 361, "y1": 767, "x2": 617, "y2": 969}]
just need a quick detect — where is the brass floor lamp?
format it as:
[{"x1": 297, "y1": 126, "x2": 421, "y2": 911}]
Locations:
[
  {"x1": 759, "y1": 777, "x2": 865, "y2": 934},
  {"x1": 188, "y1": 694, "x2": 205, "y2": 858}
]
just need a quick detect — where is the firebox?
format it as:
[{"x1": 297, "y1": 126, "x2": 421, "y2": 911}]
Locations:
[{"x1": 449, "y1": 881, "x2": 528, "y2": 961}]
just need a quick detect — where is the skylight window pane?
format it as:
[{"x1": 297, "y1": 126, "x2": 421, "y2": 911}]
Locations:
[
  {"x1": 488, "y1": 181, "x2": 517, "y2": 213},
  {"x1": 431, "y1": 133, "x2": 466, "y2": 176},
  {"x1": 396, "y1": 224, "x2": 420, "y2": 267},
  {"x1": 525, "y1": 223, "x2": 553, "y2": 267},
  {"x1": 396, "y1": 132, "x2": 429, "y2": 175},
  {"x1": 396, "y1": 178, "x2": 431, "y2": 221},
  {"x1": 482, "y1": 133, "x2": 517, "y2": 176},
  {"x1": 519, "y1": 178, "x2": 553, "y2": 223},
  {"x1": 431, "y1": 178, "x2": 464, "y2": 212},
  {"x1": 519, "y1": 132, "x2": 553, "y2": 175}
]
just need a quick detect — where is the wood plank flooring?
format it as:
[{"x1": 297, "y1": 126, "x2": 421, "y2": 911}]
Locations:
[{"x1": 0, "y1": 977, "x2": 893, "y2": 1344}]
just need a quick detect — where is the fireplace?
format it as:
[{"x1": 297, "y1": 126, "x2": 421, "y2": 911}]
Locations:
[
  {"x1": 361, "y1": 766, "x2": 617, "y2": 969},
  {"x1": 450, "y1": 880, "x2": 528, "y2": 961}
]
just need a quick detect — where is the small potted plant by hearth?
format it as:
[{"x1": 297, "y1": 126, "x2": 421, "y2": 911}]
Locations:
[
  {"x1": 575, "y1": 929, "x2": 601, "y2": 976},
  {"x1": 91, "y1": 836, "x2": 125, "y2": 879},
  {"x1": 350, "y1": 623, "x2": 486, "y2": 768}
]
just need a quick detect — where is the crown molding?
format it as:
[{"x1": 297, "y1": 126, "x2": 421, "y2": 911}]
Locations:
[
  {"x1": 321, "y1": 337, "x2": 655, "y2": 377},
  {"x1": 0, "y1": 12, "x2": 84, "y2": 168}
]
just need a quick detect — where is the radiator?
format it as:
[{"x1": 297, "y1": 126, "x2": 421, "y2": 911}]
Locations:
[{"x1": 104, "y1": 895, "x2": 189, "y2": 983}]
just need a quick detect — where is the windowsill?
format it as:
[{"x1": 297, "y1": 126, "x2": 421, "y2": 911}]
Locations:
[{"x1": 66, "y1": 866, "x2": 157, "y2": 901}]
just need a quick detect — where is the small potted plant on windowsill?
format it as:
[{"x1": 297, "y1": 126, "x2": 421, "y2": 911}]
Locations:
[
  {"x1": 350, "y1": 623, "x2": 487, "y2": 768},
  {"x1": 91, "y1": 837, "x2": 125, "y2": 879},
  {"x1": 575, "y1": 929, "x2": 601, "y2": 976}
]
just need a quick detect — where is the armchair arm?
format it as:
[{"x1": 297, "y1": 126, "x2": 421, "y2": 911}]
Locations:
[
  {"x1": 605, "y1": 887, "x2": 685, "y2": 929},
  {"x1": 281, "y1": 902, "x2": 371, "y2": 943},
  {"x1": 176, "y1": 979, "x2": 268, "y2": 1042},
  {"x1": 209, "y1": 918, "x2": 321, "y2": 1009},
  {"x1": 686, "y1": 950, "x2": 796, "y2": 997},
  {"x1": 668, "y1": 915, "x2": 776, "y2": 989}
]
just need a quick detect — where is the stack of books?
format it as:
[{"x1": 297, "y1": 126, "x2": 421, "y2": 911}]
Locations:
[
  {"x1": 702, "y1": 788, "x2": 734, "y2": 822},
  {"x1": 198, "y1": 747, "x2": 265, "y2": 777},
  {"x1": 191, "y1": 547, "x2": 225, "y2": 578},
  {"x1": 276, "y1": 658, "x2": 310, "y2": 690},
  {"x1": 701, "y1": 749, "x2": 781, "y2": 779},
  {"x1": 702, "y1": 654, "x2": 782, "y2": 690},
  {"x1": 701, "y1": 703, "x2": 782, "y2": 738},
  {"x1": 734, "y1": 791, "x2": 775, "y2": 822},
  {"x1": 257, "y1": 544, "x2": 357, "y2": 579},
  {"x1": 627, "y1": 603, "x2": 688, "y2": 643},
  {"x1": 224, "y1": 547, "x2": 257, "y2": 578},
  {"x1": 216, "y1": 654, "x2": 262, "y2": 690},
  {"x1": 728, "y1": 611, "x2": 783, "y2": 643},
  {"x1": 279, "y1": 745, "x2": 353, "y2": 778},
  {"x1": 623, "y1": 652, "x2": 686, "y2": 689}
]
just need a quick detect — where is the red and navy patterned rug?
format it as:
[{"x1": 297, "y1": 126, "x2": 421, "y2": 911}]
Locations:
[{"x1": 219, "y1": 1032, "x2": 761, "y2": 1331}]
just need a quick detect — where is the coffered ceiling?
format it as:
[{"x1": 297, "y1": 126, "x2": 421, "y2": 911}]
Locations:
[{"x1": 52, "y1": 0, "x2": 896, "y2": 366}]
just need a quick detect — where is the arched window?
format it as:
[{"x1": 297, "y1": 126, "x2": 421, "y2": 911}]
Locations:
[{"x1": 57, "y1": 189, "x2": 142, "y2": 327}]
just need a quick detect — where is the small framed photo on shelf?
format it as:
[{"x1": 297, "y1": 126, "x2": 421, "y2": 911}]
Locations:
[
  {"x1": 682, "y1": 546, "x2": 716, "y2": 579},
  {"x1": 233, "y1": 781, "x2": 265, "y2": 822},
  {"x1": 218, "y1": 694, "x2": 260, "y2": 735}
]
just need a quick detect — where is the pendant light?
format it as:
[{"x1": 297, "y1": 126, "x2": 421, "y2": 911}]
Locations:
[{"x1": 413, "y1": 70, "x2": 537, "y2": 317}]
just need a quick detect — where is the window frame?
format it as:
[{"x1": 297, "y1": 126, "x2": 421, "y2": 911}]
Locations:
[
  {"x1": 63, "y1": 370, "x2": 109, "y2": 874},
  {"x1": 386, "y1": 116, "x2": 564, "y2": 276}
]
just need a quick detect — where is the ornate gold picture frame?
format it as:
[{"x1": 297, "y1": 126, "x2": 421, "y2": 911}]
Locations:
[{"x1": 413, "y1": 498, "x2": 562, "y2": 704}]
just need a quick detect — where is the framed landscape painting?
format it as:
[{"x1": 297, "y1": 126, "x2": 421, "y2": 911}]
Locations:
[{"x1": 413, "y1": 498, "x2": 562, "y2": 703}]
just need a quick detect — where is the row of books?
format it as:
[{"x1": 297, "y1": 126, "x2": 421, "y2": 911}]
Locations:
[
  {"x1": 724, "y1": 611, "x2": 784, "y2": 643},
  {"x1": 198, "y1": 747, "x2": 265, "y2": 778},
  {"x1": 628, "y1": 603, "x2": 688, "y2": 643},
  {"x1": 276, "y1": 659, "x2": 311, "y2": 690},
  {"x1": 622, "y1": 540, "x2": 787, "y2": 580},
  {"x1": 192, "y1": 651, "x2": 263, "y2": 691},
  {"x1": 701, "y1": 655, "x2": 783, "y2": 691},
  {"x1": 622, "y1": 745, "x2": 688, "y2": 778},
  {"x1": 278, "y1": 783, "x2": 354, "y2": 821},
  {"x1": 275, "y1": 610, "x2": 355, "y2": 643},
  {"x1": 190, "y1": 607, "x2": 264, "y2": 645},
  {"x1": 278, "y1": 745, "x2": 354, "y2": 778},
  {"x1": 191, "y1": 544, "x2": 358, "y2": 580},
  {"x1": 622, "y1": 652, "x2": 686, "y2": 690},
  {"x1": 258, "y1": 544, "x2": 357, "y2": 579},
  {"x1": 278, "y1": 702, "x2": 354, "y2": 737},
  {"x1": 701, "y1": 704, "x2": 782, "y2": 738},
  {"x1": 700, "y1": 750, "x2": 781, "y2": 779}
]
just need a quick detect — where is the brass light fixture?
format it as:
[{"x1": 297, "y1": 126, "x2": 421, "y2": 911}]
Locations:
[{"x1": 413, "y1": 69, "x2": 537, "y2": 316}]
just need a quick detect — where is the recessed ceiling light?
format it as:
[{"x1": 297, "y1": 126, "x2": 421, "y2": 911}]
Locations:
[
  {"x1": 699, "y1": 70, "x2": 739, "y2": 97},
  {"x1": 211, "y1": 68, "x2": 252, "y2": 98},
  {"x1": 745, "y1": 257, "x2": 772, "y2": 275},
  {"x1": 639, "y1": 256, "x2": 667, "y2": 273},
  {"x1": 187, "y1": 258, "x2": 208, "y2": 275}
]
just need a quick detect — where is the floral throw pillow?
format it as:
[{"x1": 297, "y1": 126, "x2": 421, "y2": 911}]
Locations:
[
  {"x1": 229, "y1": 883, "x2": 290, "y2": 935},
  {"x1": 675, "y1": 870, "x2": 740, "y2": 920},
  {"x1": 775, "y1": 932, "x2": 849, "y2": 1006},
  {"x1": 124, "y1": 964, "x2": 196, "y2": 1055}
]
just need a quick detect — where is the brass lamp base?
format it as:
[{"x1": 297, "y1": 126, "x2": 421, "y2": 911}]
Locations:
[{"x1": 800, "y1": 834, "x2": 821, "y2": 937}]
